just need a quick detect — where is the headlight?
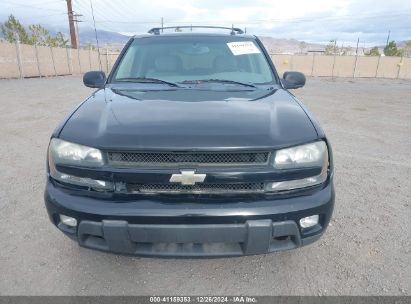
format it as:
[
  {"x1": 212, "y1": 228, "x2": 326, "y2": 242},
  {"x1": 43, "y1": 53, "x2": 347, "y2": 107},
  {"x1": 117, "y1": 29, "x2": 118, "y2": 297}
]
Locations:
[
  {"x1": 273, "y1": 141, "x2": 327, "y2": 169},
  {"x1": 49, "y1": 138, "x2": 104, "y2": 167},
  {"x1": 48, "y1": 138, "x2": 113, "y2": 191},
  {"x1": 266, "y1": 141, "x2": 329, "y2": 192}
]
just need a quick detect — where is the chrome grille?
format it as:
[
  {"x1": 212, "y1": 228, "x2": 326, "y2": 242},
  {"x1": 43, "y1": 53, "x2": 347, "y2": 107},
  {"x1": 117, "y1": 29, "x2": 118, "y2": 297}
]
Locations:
[
  {"x1": 127, "y1": 183, "x2": 265, "y2": 194},
  {"x1": 108, "y1": 151, "x2": 270, "y2": 167}
]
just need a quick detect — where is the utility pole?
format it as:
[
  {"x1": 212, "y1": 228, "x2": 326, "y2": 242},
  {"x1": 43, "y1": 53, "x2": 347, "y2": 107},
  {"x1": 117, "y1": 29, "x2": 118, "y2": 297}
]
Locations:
[
  {"x1": 161, "y1": 17, "x2": 164, "y2": 32},
  {"x1": 66, "y1": 0, "x2": 77, "y2": 49},
  {"x1": 73, "y1": 13, "x2": 83, "y2": 47}
]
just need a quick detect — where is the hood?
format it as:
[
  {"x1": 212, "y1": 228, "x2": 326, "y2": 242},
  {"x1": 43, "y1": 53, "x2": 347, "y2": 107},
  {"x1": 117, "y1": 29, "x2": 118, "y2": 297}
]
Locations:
[{"x1": 59, "y1": 86, "x2": 318, "y2": 150}]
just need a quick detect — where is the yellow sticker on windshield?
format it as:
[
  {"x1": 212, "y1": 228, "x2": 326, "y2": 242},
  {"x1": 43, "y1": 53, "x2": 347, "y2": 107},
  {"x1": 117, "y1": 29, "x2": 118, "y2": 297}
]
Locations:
[{"x1": 227, "y1": 41, "x2": 261, "y2": 56}]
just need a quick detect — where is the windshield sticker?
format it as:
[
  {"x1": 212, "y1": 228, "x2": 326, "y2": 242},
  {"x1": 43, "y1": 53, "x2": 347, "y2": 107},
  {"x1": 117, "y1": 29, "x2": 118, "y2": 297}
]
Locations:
[{"x1": 227, "y1": 41, "x2": 261, "y2": 56}]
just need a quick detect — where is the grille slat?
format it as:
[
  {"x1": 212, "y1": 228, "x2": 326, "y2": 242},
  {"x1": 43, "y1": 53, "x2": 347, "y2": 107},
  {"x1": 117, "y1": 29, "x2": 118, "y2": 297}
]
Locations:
[
  {"x1": 127, "y1": 183, "x2": 264, "y2": 194},
  {"x1": 108, "y1": 151, "x2": 270, "y2": 167}
]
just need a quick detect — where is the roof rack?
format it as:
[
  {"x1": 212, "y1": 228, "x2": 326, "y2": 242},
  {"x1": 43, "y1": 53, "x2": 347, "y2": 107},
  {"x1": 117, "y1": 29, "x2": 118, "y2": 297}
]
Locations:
[{"x1": 147, "y1": 26, "x2": 244, "y2": 35}]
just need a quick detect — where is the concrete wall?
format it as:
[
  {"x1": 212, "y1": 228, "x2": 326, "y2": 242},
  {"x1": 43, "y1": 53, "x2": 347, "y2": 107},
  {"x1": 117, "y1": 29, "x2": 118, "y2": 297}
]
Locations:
[
  {"x1": 398, "y1": 57, "x2": 411, "y2": 79},
  {"x1": 270, "y1": 54, "x2": 411, "y2": 79},
  {"x1": 0, "y1": 41, "x2": 114, "y2": 79},
  {"x1": 0, "y1": 42, "x2": 20, "y2": 78},
  {"x1": 354, "y1": 56, "x2": 379, "y2": 77},
  {"x1": 1, "y1": 41, "x2": 411, "y2": 79},
  {"x1": 19, "y1": 44, "x2": 38, "y2": 77}
]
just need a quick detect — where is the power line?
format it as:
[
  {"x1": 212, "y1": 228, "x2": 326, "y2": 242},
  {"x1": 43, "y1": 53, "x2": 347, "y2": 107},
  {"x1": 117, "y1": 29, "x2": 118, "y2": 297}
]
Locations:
[
  {"x1": 95, "y1": 0, "x2": 130, "y2": 22},
  {"x1": 11, "y1": 0, "x2": 404, "y2": 46},
  {"x1": 91, "y1": 11, "x2": 411, "y2": 25},
  {"x1": 71, "y1": 6, "x2": 409, "y2": 26},
  {"x1": 3, "y1": 0, "x2": 410, "y2": 27},
  {"x1": 66, "y1": 0, "x2": 411, "y2": 36},
  {"x1": 29, "y1": 12, "x2": 67, "y2": 18},
  {"x1": 1, "y1": 0, "x2": 64, "y2": 12},
  {"x1": 73, "y1": 0, "x2": 115, "y2": 32}
]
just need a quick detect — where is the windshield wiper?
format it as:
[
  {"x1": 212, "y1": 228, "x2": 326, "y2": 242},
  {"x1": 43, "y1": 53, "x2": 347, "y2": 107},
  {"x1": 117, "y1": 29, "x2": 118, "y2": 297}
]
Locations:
[
  {"x1": 180, "y1": 79, "x2": 257, "y2": 88},
  {"x1": 115, "y1": 77, "x2": 181, "y2": 87}
]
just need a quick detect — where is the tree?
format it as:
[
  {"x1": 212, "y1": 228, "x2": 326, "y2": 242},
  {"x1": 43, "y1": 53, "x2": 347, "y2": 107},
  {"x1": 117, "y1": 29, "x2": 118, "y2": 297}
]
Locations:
[
  {"x1": 340, "y1": 46, "x2": 352, "y2": 56},
  {"x1": 366, "y1": 47, "x2": 380, "y2": 56},
  {"x1": 298, "y1": 41, "x2": 307, "y2": 54},
  {"x1": 28, "y1": 24, "x2": 50, "y2": 46},
  {"x1": 55, "y1": 32, "x2": 69, "y2": 47},
  {"x1": 402, "y1": 41, "x2": 411, "y2": 57},
  {"x1": 0, "y1": 14, "x2": 30, "y2": 44},
  {"x1": 0, "y1": 15, "x2": 70, "y2": 47},
  {"x1": 384, "y1": 41, "x2": 402, "y2": 56},
  {"x1": 46, "y1": 32, "x2": 69, "y2": 47},
  {"x1": 82, "y1": 43, "x2": 96, "y2": 50},
  {"x1": 324, "y1": 40, "x2": 337, "y2": 55}
]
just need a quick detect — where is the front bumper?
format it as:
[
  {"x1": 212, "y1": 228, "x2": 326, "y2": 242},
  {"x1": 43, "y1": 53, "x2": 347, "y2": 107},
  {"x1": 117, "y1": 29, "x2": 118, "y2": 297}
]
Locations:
[{"x1": 45, "y1": 178, "x2": 335, "y2": 257}]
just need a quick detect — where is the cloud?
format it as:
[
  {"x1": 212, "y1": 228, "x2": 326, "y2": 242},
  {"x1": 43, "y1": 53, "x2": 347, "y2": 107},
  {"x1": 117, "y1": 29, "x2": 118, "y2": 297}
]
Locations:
[{"x1": 0, "y1": 0, "x2": 410, "y2": 44}]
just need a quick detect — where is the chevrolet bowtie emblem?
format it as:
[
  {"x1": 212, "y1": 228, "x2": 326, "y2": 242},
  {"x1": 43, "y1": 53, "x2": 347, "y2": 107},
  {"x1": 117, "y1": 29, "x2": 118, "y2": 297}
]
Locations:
[{"x1": 169, "y1": 170, "x2": 206, "y2": 186}]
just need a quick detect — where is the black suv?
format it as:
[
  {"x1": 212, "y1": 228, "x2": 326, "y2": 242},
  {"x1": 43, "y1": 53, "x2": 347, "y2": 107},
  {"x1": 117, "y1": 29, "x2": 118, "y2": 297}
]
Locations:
[{"x1": 45, "y1": 26, "x2": 334, "y2": 257}]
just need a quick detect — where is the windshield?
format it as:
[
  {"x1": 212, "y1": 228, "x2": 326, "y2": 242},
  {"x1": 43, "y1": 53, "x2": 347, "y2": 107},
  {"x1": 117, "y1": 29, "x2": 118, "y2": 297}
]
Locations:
[{"x1": 111, "y1": 36, "x2": 277, "y2": 87}]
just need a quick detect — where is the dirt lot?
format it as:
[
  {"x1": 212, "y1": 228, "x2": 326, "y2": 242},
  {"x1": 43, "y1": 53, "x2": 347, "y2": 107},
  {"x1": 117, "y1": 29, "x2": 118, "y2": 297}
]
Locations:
[{"x1": 0, "y1": 76, "x2": 410, "y2": 295}]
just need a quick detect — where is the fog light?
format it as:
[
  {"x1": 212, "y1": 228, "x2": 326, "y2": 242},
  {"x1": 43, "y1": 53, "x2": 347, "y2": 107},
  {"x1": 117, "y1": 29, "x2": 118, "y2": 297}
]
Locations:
[
  {"x1": 60, "y1": 214, "x2": 77, "y2": 227},
  {"x1": 299, "y1": 215, "x2": 319, "y2": 228}
]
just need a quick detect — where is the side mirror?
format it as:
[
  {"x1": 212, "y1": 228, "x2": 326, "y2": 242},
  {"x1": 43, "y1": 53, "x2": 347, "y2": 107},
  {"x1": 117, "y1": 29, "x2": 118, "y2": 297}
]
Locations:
[
  {"x1": 83, "y1": 71, "x2": 106, "y2": 88},
  {"x1": 282, "y1": 71, "x2": 306, "y2": 89}
]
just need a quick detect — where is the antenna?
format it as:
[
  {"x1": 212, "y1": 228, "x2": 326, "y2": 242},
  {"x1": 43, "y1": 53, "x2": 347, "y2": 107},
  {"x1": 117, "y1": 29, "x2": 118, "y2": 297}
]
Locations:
[{"x1": 89, "y1": 0, "x2": 102, "y2": 70}]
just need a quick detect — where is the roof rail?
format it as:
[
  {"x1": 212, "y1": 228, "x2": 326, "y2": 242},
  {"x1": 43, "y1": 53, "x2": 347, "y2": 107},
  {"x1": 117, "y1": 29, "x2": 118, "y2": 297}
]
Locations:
[{"x1": 147, "y1": 26, "x2": 244, "y2": 35}]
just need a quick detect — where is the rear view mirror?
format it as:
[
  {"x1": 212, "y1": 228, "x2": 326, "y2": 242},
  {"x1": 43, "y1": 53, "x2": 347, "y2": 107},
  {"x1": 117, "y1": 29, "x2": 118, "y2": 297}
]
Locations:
[
  {"x1": 83, "y1": 71, "x2": 106, "y2": 88},
  {"x1": 282, "y1": 71, "x2": 306, "y2": 89}
]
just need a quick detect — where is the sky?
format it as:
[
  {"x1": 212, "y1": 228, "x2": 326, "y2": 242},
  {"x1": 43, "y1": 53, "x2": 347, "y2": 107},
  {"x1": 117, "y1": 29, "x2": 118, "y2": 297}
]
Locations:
[{"x1": 1, "y1": 0, "x2": 411, "y2": 46}]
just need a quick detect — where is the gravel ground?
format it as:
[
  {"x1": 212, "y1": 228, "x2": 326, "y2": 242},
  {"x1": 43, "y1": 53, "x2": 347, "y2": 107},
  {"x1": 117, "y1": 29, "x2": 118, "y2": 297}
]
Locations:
[{"x1": 0, "y1": 76, "x2": 410, "y2": 296}]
